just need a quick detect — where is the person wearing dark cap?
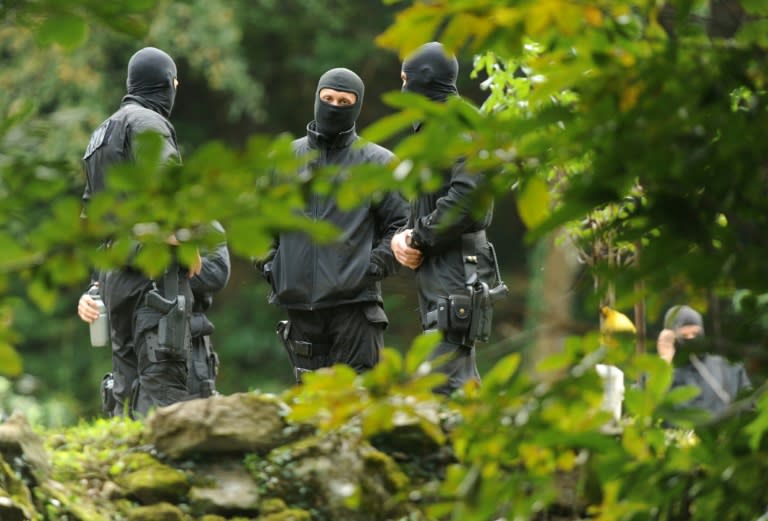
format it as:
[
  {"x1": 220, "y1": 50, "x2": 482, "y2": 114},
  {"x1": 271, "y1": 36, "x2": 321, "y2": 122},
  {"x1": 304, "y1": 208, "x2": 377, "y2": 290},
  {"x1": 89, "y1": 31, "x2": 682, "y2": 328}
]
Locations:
[
  {"x1": 658, "y1": 305, "x2": 751, "y2": 417},
  {"x1": 76, "y1": 47, "x2": 217, "y2": 417},
  {"x1": 391, "y1": 42, "x2": 504, "y2": 395},
  {"x1": 259, "y1": 68, "x2": 408, "y2": 379}
]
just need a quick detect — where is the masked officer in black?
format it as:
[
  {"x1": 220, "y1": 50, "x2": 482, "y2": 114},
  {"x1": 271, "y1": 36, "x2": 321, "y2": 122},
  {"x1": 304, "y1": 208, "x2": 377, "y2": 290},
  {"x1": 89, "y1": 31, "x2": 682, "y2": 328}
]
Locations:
[
  {"x1": 261, "y1": 67, "x2": 408, "y2": 380},
  {"x1": 80, "y1": 226, "x2": 230, "y2": 411},
  {"x1": 77, "y1": 47, "x2": 202, "y2": 417},
  {"x1": 391, "y1": 42, "x2": 505, "y2": 395},
  {"x1": 658, "y1": 305, "x2": 751, "y2": 417}
]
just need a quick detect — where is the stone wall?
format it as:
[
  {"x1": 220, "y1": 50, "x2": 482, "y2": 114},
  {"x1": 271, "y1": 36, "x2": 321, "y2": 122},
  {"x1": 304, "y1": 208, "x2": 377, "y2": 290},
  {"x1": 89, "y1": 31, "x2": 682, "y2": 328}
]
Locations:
[{"x1": 0, "y1": 392, "x2": 447, "y2": 521}]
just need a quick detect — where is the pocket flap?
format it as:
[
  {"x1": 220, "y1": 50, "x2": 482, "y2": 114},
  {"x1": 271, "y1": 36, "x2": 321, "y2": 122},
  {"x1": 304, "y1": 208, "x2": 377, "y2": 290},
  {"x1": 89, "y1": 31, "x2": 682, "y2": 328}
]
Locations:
[{"x1": 363, "y1": 303, "x2": 389, "y2": 326}]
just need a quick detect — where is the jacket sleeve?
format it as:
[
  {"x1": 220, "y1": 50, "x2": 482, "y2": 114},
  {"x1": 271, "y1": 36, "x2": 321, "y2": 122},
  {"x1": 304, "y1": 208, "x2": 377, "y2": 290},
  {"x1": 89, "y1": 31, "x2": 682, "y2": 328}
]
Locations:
[
  {"x1": 190, "y1": 222, "x2": 231, "y2": 295},
  {"x1": 370, "y1": 191, "x2": 409, "y2": 278},
  {"x1": 127, "y1": 114, "x2": 181, "y2": 166},
  {"x1": 411, "y1": 160, "x2": 491, "y2": 254}
]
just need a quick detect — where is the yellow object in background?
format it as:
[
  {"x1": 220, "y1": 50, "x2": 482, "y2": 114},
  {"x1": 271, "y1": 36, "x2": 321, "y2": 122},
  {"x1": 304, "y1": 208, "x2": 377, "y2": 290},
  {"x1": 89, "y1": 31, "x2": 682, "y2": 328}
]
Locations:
[{"x1": 600, "y1": 306, "x2": 637, "y2": 335}]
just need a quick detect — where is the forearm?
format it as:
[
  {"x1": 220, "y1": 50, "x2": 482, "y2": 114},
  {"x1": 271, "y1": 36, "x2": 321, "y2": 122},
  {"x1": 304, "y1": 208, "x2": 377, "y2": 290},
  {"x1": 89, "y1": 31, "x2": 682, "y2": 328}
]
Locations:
[
  {"x1": 372, "y1": 192, "x2": 409, "y2": 277},
  {"x1": 410, "y1": 163, "x2": 489, "y2": 253}
]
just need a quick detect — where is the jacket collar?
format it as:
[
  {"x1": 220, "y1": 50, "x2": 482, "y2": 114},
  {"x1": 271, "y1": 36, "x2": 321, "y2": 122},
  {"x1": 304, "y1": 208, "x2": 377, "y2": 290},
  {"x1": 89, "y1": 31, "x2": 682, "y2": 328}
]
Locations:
[{"x1": 306, "y1": 121, "x2": 358, "y2": 150}]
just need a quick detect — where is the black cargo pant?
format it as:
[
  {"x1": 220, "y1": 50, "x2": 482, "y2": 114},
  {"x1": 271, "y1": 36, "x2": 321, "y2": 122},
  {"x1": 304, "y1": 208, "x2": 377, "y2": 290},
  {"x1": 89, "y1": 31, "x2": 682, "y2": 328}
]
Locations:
[
  {"x1": 106, "y1": 323, "x2": 215, "y2": 416},
  {"x1": 285, "y1": 302, "x2": 388, "y2": 374},
  {"x1": 106, "y1": 334, "x2": 137, "y2": 417},
  {"x1": 424, "y1": 335, "x2": 481, "y2": 396},
  {"x1": 131, "y1": 323, "x2": 190, "y2": 416},
  {"x1": 416, "y1": 235, "x2": 495, "y2": 396},
  {"x1": 105, "y1": 303, "x2": 190, "y2": 418}
]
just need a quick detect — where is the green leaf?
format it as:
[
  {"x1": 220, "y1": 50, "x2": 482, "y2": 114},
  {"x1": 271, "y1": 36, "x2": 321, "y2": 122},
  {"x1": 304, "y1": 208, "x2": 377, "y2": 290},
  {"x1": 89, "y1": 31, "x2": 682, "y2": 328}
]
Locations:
[
  {"x1": 225, "y1": 217, "x2": 272, "y2": 258},
  {"x1": 740, "y1": 0, "x2": 768, "y2": 14},
  {"x1": 637, "y1": 354, "x2": 673, "y2": 403},
  {"x1": 482, "y1": 352, "x2": 521, "y2": 390},
  {"x1": 0, "y1": 341, "x2": 23, "y2": 377},
  {"x1": 536, "y1": 351, "x2": 573, "y2": 373},
  {"x1": 361, "y1": 110, "x2": 419, "y2": 144},
  {"x1": 745, "y1": 392, "x2": 768, "y2": 451},
  {"x1": 36, "y1": 15, "x2": 89, "y2": 49},
  {"x1": 0, "y1": 233, "x2": 38, "y2": 272},
  {"x1": 133, "y1": 242, "x2": 171, "y2": 279},
  {"x1": 663, "y1": 385, "x2": 701, "y2": 406},
  {"x1": 405, "y1": 330, "x2": 442, "y2": 374},
  {"x1": 27, "y1": 278, "x2": 57, "y2": 313},
  {"x1": 361, "y1": 402, "x2": 395, "y2": 437},
  {"x1": 517, "y1": 177, "x2": 551, "y2": 229}
]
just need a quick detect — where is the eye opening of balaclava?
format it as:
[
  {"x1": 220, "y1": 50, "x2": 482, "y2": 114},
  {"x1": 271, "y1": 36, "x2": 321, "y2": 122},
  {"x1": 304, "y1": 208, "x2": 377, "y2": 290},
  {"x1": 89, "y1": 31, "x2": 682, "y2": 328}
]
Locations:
[
  {"x1": 313, "y1": 67, "x2": 364, "y2": 138},
  {"x1": 401, "y1": 41, "x2": 459, "y2": 102},
  {"x1": 124, "y1": 47, "x2": 178, "y2": 119}
]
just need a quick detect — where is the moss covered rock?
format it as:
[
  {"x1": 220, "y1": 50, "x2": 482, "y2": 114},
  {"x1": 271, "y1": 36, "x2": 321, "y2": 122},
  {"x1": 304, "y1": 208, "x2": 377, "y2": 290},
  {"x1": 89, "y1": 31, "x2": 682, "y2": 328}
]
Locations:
[
  {"x1": 0, "y1": 454, "x2": 36, "y2": 521},
  {"x1": 0, "y1": 491, "x2": 30, "y2": 521},
  {"x1": 188, "y1": 464, "x2": 260, "y2": 515},
  {"x1": 147, "y1": 392, "x2": 295, "y2": 459},
  {"x1": 116, "y1": 459, "x2": 189, "y2": 504},
  {"x1": 249, "y1": 432, "x2": 409, "y2": 521},
  {"x1": 259, "y1": 508, "x2": 312, "y2": 521},
  {"x1": 126, "y1": 501, "x2": 186, "y2": 521}
]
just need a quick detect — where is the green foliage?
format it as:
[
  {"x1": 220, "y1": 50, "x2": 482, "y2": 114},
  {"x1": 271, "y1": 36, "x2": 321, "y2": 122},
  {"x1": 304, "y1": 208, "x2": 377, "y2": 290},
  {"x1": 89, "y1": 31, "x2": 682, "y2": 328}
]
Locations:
[
  {"x1": 286, "y1": 339, "x2": 447, "y2": 443},
  {"x1": 47, "y1": 417, "x2": 145, "y2": 483},
  {"x1": 369, "y1": 1, "x2": 768, "y2": 519},
  {"x1": 3, "y1": 0, "x2": 768, "y2": 518}
]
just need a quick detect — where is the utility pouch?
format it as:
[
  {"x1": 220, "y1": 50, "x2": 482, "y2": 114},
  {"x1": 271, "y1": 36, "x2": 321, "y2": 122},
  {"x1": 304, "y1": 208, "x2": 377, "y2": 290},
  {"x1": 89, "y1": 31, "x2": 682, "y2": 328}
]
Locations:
[
  {"x1": 458, "y1": 234, "x2": 510, "y2": 345},
  {"x1": 157, "y1": 294, "x2": 187, "y2": 353},
  {"x1": 144, "y1": 330, "x2": 181, "y2": 364},
  {"x1": 437, "y1": 293, "x2": 473, "y2": 335},
  {"x1": 189, "y1": 313, "x2": 215, "y2": 338}
]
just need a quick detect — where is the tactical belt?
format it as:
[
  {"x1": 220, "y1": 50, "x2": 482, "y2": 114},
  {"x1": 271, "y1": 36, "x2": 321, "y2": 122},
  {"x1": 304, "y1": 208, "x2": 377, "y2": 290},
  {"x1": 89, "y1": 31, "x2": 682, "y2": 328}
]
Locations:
[{"x1": 423, "y1": 230, "x2": 487, "y2": 330}]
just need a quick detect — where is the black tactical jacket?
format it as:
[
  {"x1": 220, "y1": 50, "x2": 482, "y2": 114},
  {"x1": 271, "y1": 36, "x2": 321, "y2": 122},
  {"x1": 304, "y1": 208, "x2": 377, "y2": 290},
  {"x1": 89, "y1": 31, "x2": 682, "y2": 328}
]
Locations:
[
  {"x1": 671, "y1": 354, "x2": 752, "y2": 417},
  {"x1": 268, "y1": 122, "x2": 408, "y2": 310},
  {"x1": 409, "y1": 159, "x2": 497, "y2": 329},
  {"x1": 83, "y1": 99, "x2": 181, "y2": 344}
]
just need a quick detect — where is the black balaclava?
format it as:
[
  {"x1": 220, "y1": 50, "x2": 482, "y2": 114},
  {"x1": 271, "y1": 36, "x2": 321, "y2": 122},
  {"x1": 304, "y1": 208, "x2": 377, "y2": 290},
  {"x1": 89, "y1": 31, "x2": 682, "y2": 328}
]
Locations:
[
  {"x1": 664, "y1": 305, "x2": 707, "y2": 360},
  {"x1": 401, "y1": 42, "x2": 459, "y2": 102},
  {"x1": 664, "y1": 305, "x2": 705, "y2": 335},
  {"x1": 313, "y1": 68, "x2": 364, "y2": 138},
  {"x1": 122, "y1": 47, "x2": 178, "y2": 119}
]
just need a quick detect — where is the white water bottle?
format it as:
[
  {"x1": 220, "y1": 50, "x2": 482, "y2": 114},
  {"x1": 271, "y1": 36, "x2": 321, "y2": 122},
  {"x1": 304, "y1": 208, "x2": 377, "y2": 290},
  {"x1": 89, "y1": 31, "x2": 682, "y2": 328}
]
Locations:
[{"x1": 88, "y1": 287, "x2": 109, "y2": 348}]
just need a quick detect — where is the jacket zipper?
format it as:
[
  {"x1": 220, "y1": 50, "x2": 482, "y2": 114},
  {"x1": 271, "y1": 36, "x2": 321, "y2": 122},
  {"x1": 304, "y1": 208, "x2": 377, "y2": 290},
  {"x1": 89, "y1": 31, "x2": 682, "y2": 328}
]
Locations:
[{"x1": 308, "y1": 146, "x2": 328, "y2": 310}]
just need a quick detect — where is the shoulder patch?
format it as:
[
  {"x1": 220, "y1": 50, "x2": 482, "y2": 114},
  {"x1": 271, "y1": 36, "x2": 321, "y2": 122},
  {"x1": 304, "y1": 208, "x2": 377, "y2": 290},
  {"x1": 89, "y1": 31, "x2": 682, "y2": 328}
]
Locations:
[{"x1": 83, "y1": 119, "x2": 116, "y2": 160}]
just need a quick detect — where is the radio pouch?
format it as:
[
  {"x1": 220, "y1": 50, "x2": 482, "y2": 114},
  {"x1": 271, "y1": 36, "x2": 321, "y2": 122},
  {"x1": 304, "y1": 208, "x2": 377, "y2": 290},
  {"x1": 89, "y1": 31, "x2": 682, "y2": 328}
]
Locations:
[{"x1": 437, "y1": 293, "x2": 473, "y2": 335}]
